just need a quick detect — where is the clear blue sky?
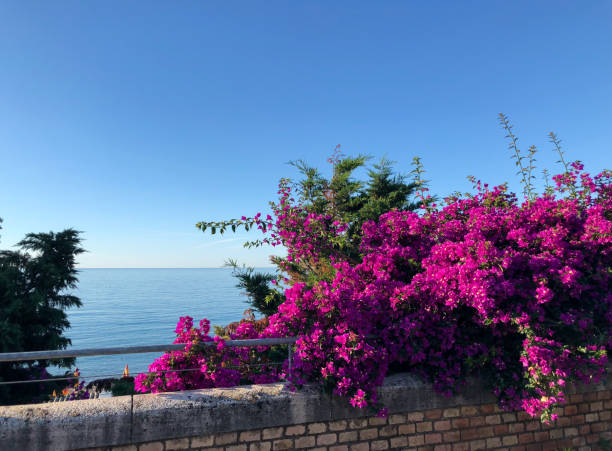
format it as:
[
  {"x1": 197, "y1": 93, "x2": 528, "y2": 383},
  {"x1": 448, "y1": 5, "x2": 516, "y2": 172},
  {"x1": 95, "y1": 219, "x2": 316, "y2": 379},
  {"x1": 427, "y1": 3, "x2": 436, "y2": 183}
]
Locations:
[{"x1": 1, "y1": 1, "x2": 610, "y2": 268}]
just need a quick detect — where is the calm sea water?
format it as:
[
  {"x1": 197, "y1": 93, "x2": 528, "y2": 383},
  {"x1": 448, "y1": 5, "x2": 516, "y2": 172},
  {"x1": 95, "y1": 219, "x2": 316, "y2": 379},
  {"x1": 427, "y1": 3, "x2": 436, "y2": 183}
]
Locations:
[{"x1": 65, "y1": 268, "x2": 269, "y2": 380}]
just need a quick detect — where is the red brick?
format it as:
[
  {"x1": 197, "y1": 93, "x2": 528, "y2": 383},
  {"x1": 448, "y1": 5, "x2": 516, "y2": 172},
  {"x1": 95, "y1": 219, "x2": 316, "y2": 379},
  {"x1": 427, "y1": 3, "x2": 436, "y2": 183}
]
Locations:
[
  {"x1": 426, "y1": 409, "x2": 443, "y2": 420},
  {"x1": 215, "y1": 432, "x2": 238, "y2": 445},
  {"x1": 469, "y1": 439, "x2": 486, "y2": 450},
  {"x1": 578, "y1": 424, "x2": 591, "y2": 435},
  {"x1": 272, "y1": 439, "x2": 294, "y2": 450},
  {"x1": 570, "y1": 414, "x2": 585, "y2": 425},
  {"x1": 525, "y1": 444, "x2": 542, "y2": 451},
  {"x1": 390, "y1": 437, "x2": 408, "y2": 448},
  {"x1": 443, "y1": 408, "x2": 460, "y2": 418},
  {"x1": 370, "y1": 440, "x2": 389, "y2": 451},
  {"x1": 569, "y1": 393, "x2": 584, "y2": 403},
  {"x1": 425, "y1": 433, "x2": 442, "y2": 444},
  {"x1": 605, "y1": 399, "x2": 612, "y2": 409},
  {"x1": 452, "y1": 443, "x2": 469, "y2": 451},
  {"x1": 379, "y1": 425, "x2": 397, "y2": 437},
  {"x1": 555, "y1": 439, "x2": 573, "y2": 449},
  {"x1": 317, "y1": 434, "x2": 337, "y2": 446},
  {"x1": 388, "y1": 414, "x2": 406, "y2": 425},
  {"x1": 502, "y1": 413, "x2": 517, "y2": 423},
  {"x1": 474, "y1": 426, "x2": 494, "y2": 439},
  {"x1": 586, "y1": 433, "x2": 601, "y2": 444},
  {"x1": 591, "y1": 401, "x2": 604, "y2": 411},
  {"x1": 359, "y1": 429, "x2": 378, "y2": 440},
  {"x1": 329, "y1": 420, "x2": 348, "y2": 431},
  {"x1": 525, "y1": 421, "x2": 541, "y2": 431},
  {"x1": 508, "y1": 423, "x2": 525, "y2": 433},
  {"x1": 408, "y1": 434, "x2": 425, "y2": 447},
  {"x1": 398, "y1": 424, "x2": 416, "y2": 435},
  {"x1": 564, "y1": 427, "x2": 579, "y2": 437},
  {"x1": 571, "y1": 436, "x2": 586, "y2": 447},
  {"x1": 369, "y1": 417, "x2": 387, "y2": 427},
  {"x1": 563, "y1": 404, "x2": 578, "y2": 415},
  {"x1": 348, "y1": 419, "x2": 368, "y2": 429},
  {"x1": 533, "y1": 431, "x2": 548, "y2": 441},
  {"x1": 434, "y1": 420, "x2": 451, "y2": 432},
  {"x1": 517, "y1": 411, "x2": 532, "y2": 421},
  {"x1": 591, "y1": 421, "x2": 609, "y2": 432},
  {"x1": 584, "y1": 392, "x2": 598, "y2": 402},
  {"x1": 460, "y1": 406, "x2": 479, "y2": 416},
  {"x1": 460, "y1": 428, "x2": 479, "y2": 441},
  {"x1": 443, "y1": 431, "x2": 460, "y2": 442},
  {"x1": 452, "y1": 418, "x2": 470, "y2": 429},
  {"x1": 416, "y1": 422, "x2": 433, "y2": 433},
  {"x1": 556, "y1": 416, "x2": 571, "y2": 427},
  {"x1": 518, "y1": 433, "x2": 534, "y2": 444},
  {"x1": 597, "y1": 390, "x2": 611, "y2": 400},
  {"x1": 434, "y1": 445, "x2": 452, "y2": 451},
  {"x1": 493, "y1": 424, "x2": 508, "y2": 435},
  {"x1": 486, "y1": 437, "x2": 502, "y2": 448},
  {"x1": 407, "y1": 412, "x2": 425, "y2": 422},
  {"x1": 484, "y1": 415, "x2": 501, "y2": 425},
  {"x1": 308, "y1": 423, "x2": 327, "y2": 434},
  {"x1": 469, "y1": 417, "x2": 485, "y2": 427},
  {"x1": 599, "y1": 410, "x2": 612, "y2": 421},
  {"x1": 285, "y1": 425, "x2": 306, "y2": 436},
  {"x1": 578, "y1": 403, "x2": 590, "y2": 414},
  {"x1": 502, "y1": 435, "x2": 519, "y2": 446},
  {"x1": 480, "y1": 405, "x2": 496, "y2": 414},
  {"x1": 339, "y1": 431, "x2": 358, "y2": 443},
  {"x1": 294, "y1": 436, "x2": 316, "y2": 448}
]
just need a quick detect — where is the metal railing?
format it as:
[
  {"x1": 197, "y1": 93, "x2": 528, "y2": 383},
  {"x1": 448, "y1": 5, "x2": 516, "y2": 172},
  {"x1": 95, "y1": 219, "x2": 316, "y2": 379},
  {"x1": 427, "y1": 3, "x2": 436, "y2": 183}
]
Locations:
[
  {"x1": 0, "y1": 337, "x2": 297, "y2": 363},
  {"x1": 0, "y1": 337, "x2": 297, "y2": 391}
]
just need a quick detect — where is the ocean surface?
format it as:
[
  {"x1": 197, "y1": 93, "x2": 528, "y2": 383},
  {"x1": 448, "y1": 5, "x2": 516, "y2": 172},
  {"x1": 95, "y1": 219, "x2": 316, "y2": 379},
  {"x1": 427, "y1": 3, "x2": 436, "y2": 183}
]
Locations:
[{"x1": 64, "y1": 268, "x2": 271, "y2": 380}]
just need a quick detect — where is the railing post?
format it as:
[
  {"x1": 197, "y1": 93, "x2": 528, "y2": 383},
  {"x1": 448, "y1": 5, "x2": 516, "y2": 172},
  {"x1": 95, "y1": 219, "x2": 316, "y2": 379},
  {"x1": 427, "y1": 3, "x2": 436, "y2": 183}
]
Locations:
[{"x1": 287, "y1": 344, "x2": 293, "y2": 374}]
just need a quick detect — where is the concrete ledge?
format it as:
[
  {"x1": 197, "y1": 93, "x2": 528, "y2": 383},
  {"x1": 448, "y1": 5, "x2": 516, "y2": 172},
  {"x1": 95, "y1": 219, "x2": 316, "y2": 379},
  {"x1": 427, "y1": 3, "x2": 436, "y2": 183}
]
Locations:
[{"x1": 0, "y1": 372, "x2": 609, "y2": 451}]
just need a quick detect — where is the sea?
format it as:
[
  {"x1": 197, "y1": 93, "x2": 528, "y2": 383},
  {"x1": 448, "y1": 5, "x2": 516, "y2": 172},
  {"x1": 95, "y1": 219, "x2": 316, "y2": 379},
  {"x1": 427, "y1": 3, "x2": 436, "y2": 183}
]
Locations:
[{"x1": 64, "y1": 268, "x2": 271, "y2": 381}]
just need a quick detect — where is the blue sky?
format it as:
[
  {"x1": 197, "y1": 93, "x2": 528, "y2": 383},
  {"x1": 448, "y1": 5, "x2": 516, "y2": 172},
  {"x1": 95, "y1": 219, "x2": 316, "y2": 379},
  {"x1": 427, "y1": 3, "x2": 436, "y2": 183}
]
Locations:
[{"x1": 0, "y1": 1, "x2": 610, "y2": 268}]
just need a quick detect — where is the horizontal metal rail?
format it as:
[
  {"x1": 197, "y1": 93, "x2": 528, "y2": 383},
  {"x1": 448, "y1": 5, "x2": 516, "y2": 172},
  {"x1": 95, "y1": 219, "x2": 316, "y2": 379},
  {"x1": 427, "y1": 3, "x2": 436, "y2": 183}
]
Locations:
[{"x1": 0, "y1": 337, "x2": 297, "y2": 363}]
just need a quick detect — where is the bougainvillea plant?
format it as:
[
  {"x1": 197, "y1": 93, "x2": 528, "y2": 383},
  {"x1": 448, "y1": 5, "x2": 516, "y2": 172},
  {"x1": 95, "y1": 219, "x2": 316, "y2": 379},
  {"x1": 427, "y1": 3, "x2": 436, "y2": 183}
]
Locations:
[
  {"x1": 265, "y1": 162, "x2": 611, "y2": 422},
  {"x1": 135, "y1": 316, "x2": 282, "y2": 393},
  {"x1": 138, "y1": 122, "x2": 611, "y2": 423}
]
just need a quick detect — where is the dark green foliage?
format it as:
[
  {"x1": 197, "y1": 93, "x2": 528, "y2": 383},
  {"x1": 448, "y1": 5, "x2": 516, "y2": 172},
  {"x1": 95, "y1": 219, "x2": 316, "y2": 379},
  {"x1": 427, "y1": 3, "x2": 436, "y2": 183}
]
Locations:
[
  {"x1": 110, "y1": 377, "x2": 135, "y2": 396},
  {"x1": 0, "y1": 226, "x2": 84, "y2": 405},
  {"x1": 198, "y1": 152, "x2": 429, "y2": 315},
  {"x1": 225, "y1": 260, "x2": 284, "y2": 317}
]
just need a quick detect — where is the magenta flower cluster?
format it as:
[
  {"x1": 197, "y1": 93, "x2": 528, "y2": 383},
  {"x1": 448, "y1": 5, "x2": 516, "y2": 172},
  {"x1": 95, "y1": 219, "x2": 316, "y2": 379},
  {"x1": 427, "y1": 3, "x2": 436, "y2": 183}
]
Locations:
[
  {"x1": 139, "y1": 163, "x2": 611, "y2": 423},
  {"x1": 134, "y1": 317, "x2": 280, "y2": 393},
  {"x1": 250, "y1": 179, "x2": 349, "y2": 266}
]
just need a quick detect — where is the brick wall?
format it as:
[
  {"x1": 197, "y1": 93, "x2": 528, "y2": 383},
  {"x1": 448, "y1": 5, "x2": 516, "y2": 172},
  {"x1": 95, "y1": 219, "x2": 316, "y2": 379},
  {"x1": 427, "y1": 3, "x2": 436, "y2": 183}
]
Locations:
[
  {"x1": 89, "y1": 389, "x2": 612, "y2": 451},
  {"x1": 5, "y1": 372, "x2": 610, "y2": 451}
]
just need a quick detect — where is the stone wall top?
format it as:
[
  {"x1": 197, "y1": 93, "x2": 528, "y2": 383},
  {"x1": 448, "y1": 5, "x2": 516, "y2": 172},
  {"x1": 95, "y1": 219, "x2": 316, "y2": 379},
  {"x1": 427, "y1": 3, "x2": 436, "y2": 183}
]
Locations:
[{"x1": 0, "y1": 372, "x2": 608, "y2": 451}]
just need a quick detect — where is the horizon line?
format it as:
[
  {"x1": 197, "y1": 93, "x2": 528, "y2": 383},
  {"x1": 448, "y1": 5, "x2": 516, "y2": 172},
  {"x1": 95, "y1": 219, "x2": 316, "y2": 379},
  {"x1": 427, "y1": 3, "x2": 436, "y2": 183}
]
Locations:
[{"x1": 77, "y1": 266, "x2": 276, "y2": 269}]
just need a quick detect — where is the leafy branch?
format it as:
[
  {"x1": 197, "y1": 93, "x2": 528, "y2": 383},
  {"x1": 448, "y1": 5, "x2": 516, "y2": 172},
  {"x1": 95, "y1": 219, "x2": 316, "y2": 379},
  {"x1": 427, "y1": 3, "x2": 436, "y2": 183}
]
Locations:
[
  {"x1": 499, "y1": 113, "x2": 536, "y2": 200},
  {"x1": 195, "y1": 217, "x2": 274, "y2": 235}
]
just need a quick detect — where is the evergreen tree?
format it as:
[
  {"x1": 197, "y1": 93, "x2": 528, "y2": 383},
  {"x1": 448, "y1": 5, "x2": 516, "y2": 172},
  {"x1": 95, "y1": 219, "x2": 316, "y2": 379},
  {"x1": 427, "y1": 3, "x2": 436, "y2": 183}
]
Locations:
[
  {"x1": 198, "y1": 152, "x2": 430, "y2": 316},
  {"x1": 0, "y1": 224, "x2": 84, "y2": 405}
]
